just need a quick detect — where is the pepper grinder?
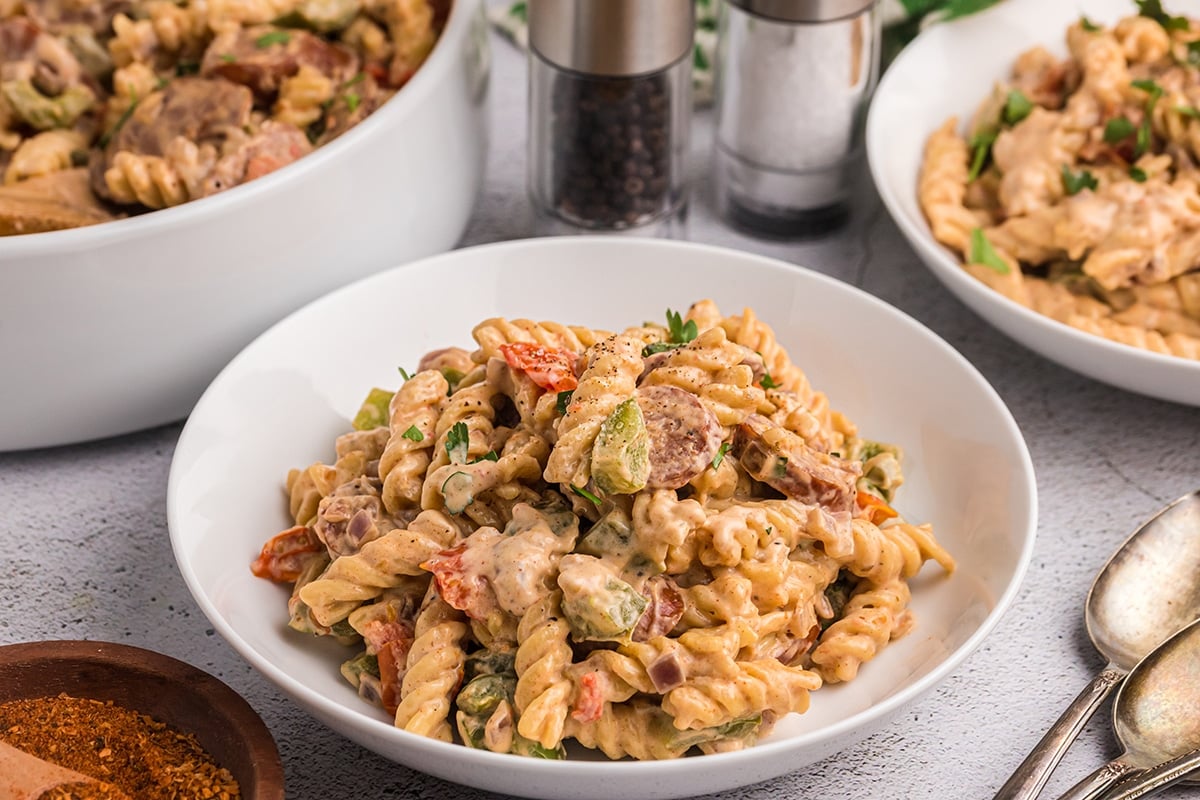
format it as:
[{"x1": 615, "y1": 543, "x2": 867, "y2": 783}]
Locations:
[
  {"x1": 527, "y1": 0, "x2": 694, "y2": 237},
  {"x1": 713, "y1": 0, "x2": 880, "y2": 237}
]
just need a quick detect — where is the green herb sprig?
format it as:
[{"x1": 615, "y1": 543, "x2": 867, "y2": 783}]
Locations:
[{"x1": 969, "y1": 228, "x2": 1010, "y2": 275}]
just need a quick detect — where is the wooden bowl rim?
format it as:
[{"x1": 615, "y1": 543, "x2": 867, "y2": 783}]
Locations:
[{"x1": 0, "y1": 639, "x2": 284, "y2": 798}]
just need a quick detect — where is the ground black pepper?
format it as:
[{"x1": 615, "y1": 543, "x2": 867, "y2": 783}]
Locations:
[{"x1": 549, "y1": 69, "x2": 674, "y2": 228}]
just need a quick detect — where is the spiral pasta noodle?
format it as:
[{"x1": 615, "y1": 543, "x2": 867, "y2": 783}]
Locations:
[
  {"x1": 919, "y1": 10, "x2": 1200, "y2": 361},
  {"x1": 253, "y1": 302, "x2": 954, "y2": 758}
]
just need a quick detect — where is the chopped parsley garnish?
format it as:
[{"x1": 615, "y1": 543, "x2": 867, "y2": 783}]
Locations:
[
  {"x1": 1002, "y1": 89, "x2": 1034, "y2": 126},
  {"x1": 571, "y1": 485, "x2": 602, "y2": 505},
  {"x1": 1129, "y1": 166, "x2": 1148, "y2": 182},
  {"x1": 693, "y1": 43, "x2": 710, "y2": 72},
  {"x1": 471, "y1": 450, "x2": 499, "y2": 463},
  {"x1": 967, "y1": 129, "x2": 998, "y2": 182},
  {"x1": 556, "y1": 390, "x2": 573, "y2": 415},
  {"x1": 642, "y1": 341, "x2": 683, "y2": 357},
  {"x1": 665, "y1": 309, "x2": 698, "y2": 344},
  {"x1": 969, "y1": 228, "x2": 1011, "y2": 275},
  {"x1": 219, "y1": 53, "x2": 236, "y2": 63},
  {"x1": 1061, "y1": 164, "x2": 1098, "y2": 195},
  {"x1": 1080, "y1": 15, "x2": 1102, "y2": 32},
  {"x1": 1188, "y1": 41, "x2": 1200, "y2": 67},
  {"x1": 255, "y1": 30, "x2": 292, "y2": 48},
  {"x1": 711, "y1": 442, "x2": 730, "y2": 471},
  {"x1": 772, "y1": 458, "x2": 789, "y2": 479},
  {"x1": 760, "y1": 373, "x2": 779, "y2": 390},
  {"x1": 1177, "y1": 105, "x2": 1200, "y2": 119},
  {"x1": 1103, "y1": 116, "x2": 1136, "y2": 143},
  {"x1": 98, "y1": 90, "x2": 139, "y2": 148},
  {"x1": 398, "y1": 366, "x2": 411, "y2": 380},
  {"x1": 344, "y1": 72, "x2": 366, "y2": 87},
  {"x1": 1135, "y1": 0, "x2": 1189, "y2": 31},
  {"x1": 401, "y1": 425, "x2": 423, "y2": 442},
  {"x1": 510, "y1": 0, "x2": 527, "y2": 21},
  {"x1": 1131, "y1": 79, "x2": 1164, "y2": 158},
  {"x1": 345, "y1": 92, "x2": 361, "y2": 113},
  {"x1": 446, "y1": 421, "x2": 470, "y2": 465},
  {"x1": 1132, "y1": 78, "x2": 1164, "y2": 98}
]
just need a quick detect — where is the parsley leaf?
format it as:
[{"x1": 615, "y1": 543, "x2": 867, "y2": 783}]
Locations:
[
  {"x1": 1003, "y1": 90, "x2": 1034, "y2": 126},
  {"x1": 711, "y1": 442, "x2": 730, "y2": 471},
  {"x1": 255, "y1": 30, "x2": 291, "y2": 48},
  {"x1": 1177, "y1": 105, "x2": 1200, "y2": 119},
  {"x1": 1188, "y1": 41, "x2": 1200, "y2": 67},
  {"x1": 967, "y1": 129, "x2": 998, "y2": 182},
  {"x1": 571, "y1": 485, "x2": 602, "y2": 506},
  {"x1": 969, "y1": 228, "x2": 1011, "y2": 274},
  {"x1": 1132, "y1": 79, "x2": 1164, "y2": 98},
  {"x1": 1080, "y1": 15, "x2": 1102, "y2": 31},
  {"x1": 1131, "y1": 80, "x2": 1164, "y2": 158},
  {"x1": 401, "y1": 425, "x2": 423, "y2": 442},
  {"x1": 398, "y1": 366, "x2": 411, "y2": 381},
  {"x1": 219, "y1": 53, "x2": 236, "y2": 63},
  {"x1": 642, "y1": 341, "x2": 683, "y2": 357},
  {"x1": 1104, "y1": 117, "x2": 1136, "y2": 143},
  {"x1": 556, "y1": 390, "x2": 573, "y2": 416},
  {"x1": 345, "y1": 92, "x2": 361, "y2": 113},
  {"x1": 761, "y1": 373, "x2": 779, "y2": 390},
  {"x1": 471, "y1": 450, "x2": 499, "y2": 463},
  {"x1": 665, "y1": 309, "x2": 699, "y2": 344},
  {"x1": 1061, "y1": 164, "x2": 1098, "y2": 195},
  {"x1": 1129, "y1": 166, "x2": 1148, "y2": 182},
  {"x1": 98, "y1": 90, "x2": 139, "y2": 148},
  {"x1": 1135, "y1": 0, "x2": 1189, "y2": 31},
  {"x1": 445, "y1": 421, "x2": 470, "y2": 465}
]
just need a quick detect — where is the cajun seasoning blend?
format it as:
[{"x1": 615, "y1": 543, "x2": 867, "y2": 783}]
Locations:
[
  {"x1": 527, "y1": 0, "x2": 694, "y2": 236},
  {"x1": 713, "y1": 0, "x2": 880, "y2": 237}
]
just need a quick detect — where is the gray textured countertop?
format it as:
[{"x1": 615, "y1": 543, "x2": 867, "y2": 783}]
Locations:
[{"x1": 4, "y1": 17, "x2": 1200, "y2": 800}]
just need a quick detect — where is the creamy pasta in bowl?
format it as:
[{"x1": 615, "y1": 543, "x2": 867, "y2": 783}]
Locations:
[
  {"x1": 869, "y1": 0, "x2": 1200, "y2": 405},
  {"x1": 167, "y1": 237, "x2": 1036, "y2": 799}
]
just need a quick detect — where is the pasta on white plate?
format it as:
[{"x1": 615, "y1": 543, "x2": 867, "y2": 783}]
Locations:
[
  {"x1": 918, "y1": 2, "x2": 1200, "y2": 361},
  {"x1": 251, "y1": 301, "x2": 955, "y2": 759}
]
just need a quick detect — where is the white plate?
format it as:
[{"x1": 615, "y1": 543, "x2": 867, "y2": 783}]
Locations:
[
  {"x1": 167, "y1": 237, "x2": 1036, "y2": 800},
  {"x1": 868, "y1": 0, "x2": 1200, "y2": 406}
]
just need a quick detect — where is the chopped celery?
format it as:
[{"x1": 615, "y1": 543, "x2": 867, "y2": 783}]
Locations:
[
  {"x1": 351, "y1": 387, "x2": 393, "y2": 430},
  {"x1": 591, "y1": 397, "x2": 650, "y2": 495}
]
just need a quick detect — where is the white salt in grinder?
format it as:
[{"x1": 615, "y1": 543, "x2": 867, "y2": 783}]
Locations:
[{"x1": 712, "y1": 0, "x2": 880, "y2": 237}]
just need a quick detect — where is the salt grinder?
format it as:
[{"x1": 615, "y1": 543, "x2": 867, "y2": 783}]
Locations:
[
  {"x1": 713, "y1": 0, "x2": 880, "y2": 237},
  {"x1": 527, "y1": 0, "x2": 694, "y2": 236}
]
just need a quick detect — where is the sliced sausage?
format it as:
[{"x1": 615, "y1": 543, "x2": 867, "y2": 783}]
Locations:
[
  {"x1": 733, "y1": 414, "x2": 861, "y2": 514},
  {"x1": 201, "y1": 25, "x2": 358, "y2": 98},
  {"x1": 635, "y1": 384, "x2": 723, "y2": 490}
]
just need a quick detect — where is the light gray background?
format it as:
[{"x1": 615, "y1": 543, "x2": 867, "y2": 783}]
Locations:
[{"x1": 3, "y1": 15, "x2": 1200, "y2": 800}]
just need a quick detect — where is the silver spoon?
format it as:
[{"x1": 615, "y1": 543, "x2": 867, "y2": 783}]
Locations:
[
  {"x1": 993, "y1": 489, "x2": 1200, "y2": 800},
  {"x1": 1053, "y1": 615, "x2": 1200, "y2": 800}
]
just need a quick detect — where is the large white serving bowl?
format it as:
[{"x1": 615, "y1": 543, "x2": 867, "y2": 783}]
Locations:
[
  {"x1": 0, "y1": 0, "x2": 489, "y2": 452},
  {"x1": 167, "y1": 237, "x2": 1037, "y2": 800},
  {"x1": 868, "y1": 0, "x2": 1200, "y2": 406}
]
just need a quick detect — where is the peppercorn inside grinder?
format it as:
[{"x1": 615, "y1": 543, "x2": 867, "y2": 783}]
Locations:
[
  {"x1": 527, "y1": 0, "x2": 694, "y2": 236},
  {"x1": 713, "y1": 0, "x2": 880, "y2": 237}
]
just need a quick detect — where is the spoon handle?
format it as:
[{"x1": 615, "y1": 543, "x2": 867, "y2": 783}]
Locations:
[
  {"x1": 1093, "y1": 748, "x2": 1200, "y2": 800},
  {"x1": 992, "y1": 666, "x2": 1127, "y2": 800},
  {"x1": 1053, "y1": 759, "x2": 1141, "y2": 800}
]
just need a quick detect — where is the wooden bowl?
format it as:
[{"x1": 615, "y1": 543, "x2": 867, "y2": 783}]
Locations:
[{"x1": 0, "y1": 640, "x2": 284, "y2": 800}]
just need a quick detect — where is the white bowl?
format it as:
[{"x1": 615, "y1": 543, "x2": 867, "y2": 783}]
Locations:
[
  {"x1": 0, "y1": 0, "x2": 490, "y2": 451},
  {"x1": 868, "y1": 0, "x2": 1200, "y2": 406},
  {"x1": 167, "y1": 237, "x2": 1037, "y2": 800}
]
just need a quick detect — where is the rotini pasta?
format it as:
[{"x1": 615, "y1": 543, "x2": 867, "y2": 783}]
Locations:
[
  {"x1": 252, "y1": 303, "x2": 954, "y2": 758},
  {"x1": 0, "y1": 0, "x2": 443, "y2": 234},
  {"x1": 918, "y1": 9, "x2": 1200, "y2": 361}
]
